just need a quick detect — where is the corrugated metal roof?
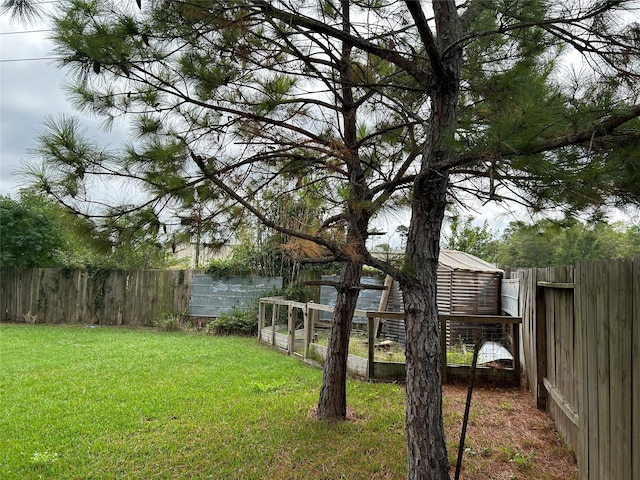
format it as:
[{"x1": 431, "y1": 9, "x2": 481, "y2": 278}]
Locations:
[{"x1": 438, "y1": 250, "x2": 503, "y2": 273}]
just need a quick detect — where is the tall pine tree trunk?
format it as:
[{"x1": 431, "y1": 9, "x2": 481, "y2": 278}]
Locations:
[
  {"x1": 402, "y1": 170, "x2": 450, "y2": 480},
  {"x1": 316, "y1": 259, "x2": 363, "y2": 418},
  {"x1": 402, "y1": 1, "x2": 462, "y2": 475},
  {"x1": 315, "y1": 0, "x2": 371, "y2": 421}
]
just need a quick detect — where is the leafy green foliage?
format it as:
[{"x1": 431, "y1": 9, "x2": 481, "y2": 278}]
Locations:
[
  {"x1": 443, "y1": 213, "x2": 499, "y2": 263},
  {"x1": 0, "y1": 192, "x2": 171, "y2": 270},
  {"x1": 0, "y1": 195, "x2": 66, "y2": 269},
  {"x1": 204, "y1": 225, "x2": 287, "y2": 278},
  {"x1": 496, "y1": 218, "x2": 640, "y2": 268},
  {"x1": 441, "y1": 213, "x2": 640, "y2": 268},
  {"x1": 206, "y1": 306, "x2": 258, "y2": 336},
  {"x1": 153, "y1": 311, "x2": 187, "y2": 331}
]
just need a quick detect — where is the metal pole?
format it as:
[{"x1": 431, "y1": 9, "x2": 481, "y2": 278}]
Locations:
[{"x1": 454, "y1": 334, "x2": 481, "y2": 480}]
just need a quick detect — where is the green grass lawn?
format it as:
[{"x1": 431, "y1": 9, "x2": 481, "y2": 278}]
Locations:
[
  {"x1": 1, "y1": 324, "x2": 577, "y2": 480},
  {"x1": 0, "y1": 324, "x2": 407, "y2": 479}
]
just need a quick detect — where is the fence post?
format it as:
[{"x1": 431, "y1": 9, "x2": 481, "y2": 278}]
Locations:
[
  {"x1": 303, "y1": 304, "x2": 310, "y2": 359},
  {"x1": 368, "y1": 315, "x2": 375, "y2": 379},
  {"x1": 288, "y1": 304, "x2": 294, "y2": 355},
  {"x1": 258, "y1": 300, "x2": 264, "y2": 341},
  {"x1": 441, "y1": 315, "x2": 447, "y2": 384},
  {"x1": 271, "y1": 303, "x2": 277, "y2": 346}
]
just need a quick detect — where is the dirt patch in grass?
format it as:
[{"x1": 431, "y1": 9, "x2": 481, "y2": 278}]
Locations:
[{"x1": 443, "y1": 383, "x2": 578, "y2": 480}]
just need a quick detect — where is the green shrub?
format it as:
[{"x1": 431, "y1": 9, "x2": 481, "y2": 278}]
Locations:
[
  {"x1": 279, "y1": 284, "x2": 312, "y2": 302},
  {"x1": 206, "y1": 307, "x2": 257, "y2": 336}
]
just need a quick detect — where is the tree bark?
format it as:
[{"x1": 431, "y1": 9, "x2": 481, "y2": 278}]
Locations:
[
  {"x1": 316, "y1": 259, "x2": 363, "y2": 419},
  {"x1": 402, "y1": 170, "x2": 451, "y2": 480},
  {"x1": 402, "y1": 2, "x2": 462, "y2": 477}
]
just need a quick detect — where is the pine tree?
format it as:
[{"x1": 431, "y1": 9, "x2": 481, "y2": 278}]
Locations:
[{"x1": 6, "y1": 1, "x2": 640, "y2": 478}]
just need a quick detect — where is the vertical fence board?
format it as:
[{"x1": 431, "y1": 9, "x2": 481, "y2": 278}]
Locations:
[
  {"x1": 516, "y1": 268, "x2": 540, "y2": 402},
  {"x1": 545, "y1": 272, "x2": 557, "y2": 393},
  {"x1": 596, "y1": 262, "x2": 611, "y2": 480},
  {"x1": 608, "y1": 260, "x2": 632, "y2": 480},
  {"x1": 535, "y1": 272, "x2": 547, "y2": 408},
  {"x1": 576, "y1": 261, "x2": 587, "y2": 478},
  {"x1": 584, "y1": 261, "x2": 600, "y2": 480},
  {"x1": 540, "y1": 267, "x2": 578, "y2": 452},
  {"x1": 633, "y1": 258, "x2": 640, "y2": 480},
  {"x1": 565, "y1": 269, "x2": 576, "y2": 410}
]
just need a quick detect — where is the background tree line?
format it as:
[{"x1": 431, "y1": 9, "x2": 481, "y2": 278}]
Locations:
[
  {"x1": 4, "y1": 191, "x2": 639, "y2": 271},
  {"x1": 443, "y1": 212, "x2": 640, "y2": 268}
]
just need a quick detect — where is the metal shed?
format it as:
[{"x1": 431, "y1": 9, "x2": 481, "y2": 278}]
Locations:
[
  {"x1": 436, "y1": 250, "x2": 503, "y2": 315},
  {"x1": 380, "y1": 250, "x2": 504, "y2": 345}
]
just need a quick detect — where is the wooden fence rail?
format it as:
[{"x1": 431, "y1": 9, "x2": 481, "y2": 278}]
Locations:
[{"x1": 513, "y1": 258, "x2": 639, "y2": 480}]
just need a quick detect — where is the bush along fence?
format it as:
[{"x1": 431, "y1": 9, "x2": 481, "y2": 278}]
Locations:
[
  {"x1": 0, "y1": 268, "x2": 193, "y2": 326},
  {"x1": 511, "y1": 258, "x2": 639, "y2": 480}
]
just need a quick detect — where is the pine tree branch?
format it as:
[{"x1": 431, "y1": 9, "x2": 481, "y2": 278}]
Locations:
[
  {"x1": 250, "y1": 0, "x2": 432, "y2": 86},
  {"x1": 404, "y1": 1, "x2": 442, "y2": 78},
  {"x1": 450, "y1": 104, "x2": 640, "y2": 168},
  {"x1": 445, "y1": 0, "x2": 638, "y2": 56},
  {"x1": 459, "y1": 0, "x2": 495, "y2": 30},
  {"x1": 191, "y1": 152, "x2": 345, "y2": 259},
  {"x1": 362, "y1": 250, "x2": 410, "y2": 287}
]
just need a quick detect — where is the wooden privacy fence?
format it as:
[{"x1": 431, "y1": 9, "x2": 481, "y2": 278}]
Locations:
[
  {"x1": 257, "y1": 296, "x2": 521, "y2": 384},
  {"x1": 0, "y1": 268, "x2": 193, "y2": 326},
  {"x1": 513, "y1": 258, "x2": 639, "y2": 480}
]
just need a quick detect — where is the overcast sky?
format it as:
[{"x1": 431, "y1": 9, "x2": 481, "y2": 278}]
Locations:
[
  {"x1": 4, "y1": 9, "x2": 634, "y2": 240},
  {"x1": 0, "y1": 12, "x2": 128, "y2": 198}
]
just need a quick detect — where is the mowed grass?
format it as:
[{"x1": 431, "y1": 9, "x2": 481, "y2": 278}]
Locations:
[
  {"x1": 0, "y1": 324, "x2": 407, "y2": 479},
  {"x1": 1, "y1": 324, "x2": 578, "y2": 480}
]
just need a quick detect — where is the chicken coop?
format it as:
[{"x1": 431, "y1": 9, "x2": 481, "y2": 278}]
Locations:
[
  {"x1": 380, "y1": 250, "x2": 505, "y2": 349},
  {"x1": 259, "y1": 250, "x2": 519, "y2": 383}
]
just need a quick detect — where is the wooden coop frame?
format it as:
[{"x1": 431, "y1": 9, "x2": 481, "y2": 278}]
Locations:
[{"x1": 258, "y1": 299, "x2": 521, "y2": 384}]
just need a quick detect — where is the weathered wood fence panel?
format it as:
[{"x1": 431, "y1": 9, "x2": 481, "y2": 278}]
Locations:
[
  {"x1": 0, "y1": 269, "x2": 193, "y2": 326},
  {"x1": 539, "y1": 267, "x2": 579, "y2": 456},
  {"x1": 513, "y1": 268, "x2": 546, "y2": 404},
  {"x1": 515, "y1": 258, "x2": 639, "y2": 480},
  {"x1": 577, "y1": 259, "x2": 636, "y2": 480}
]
